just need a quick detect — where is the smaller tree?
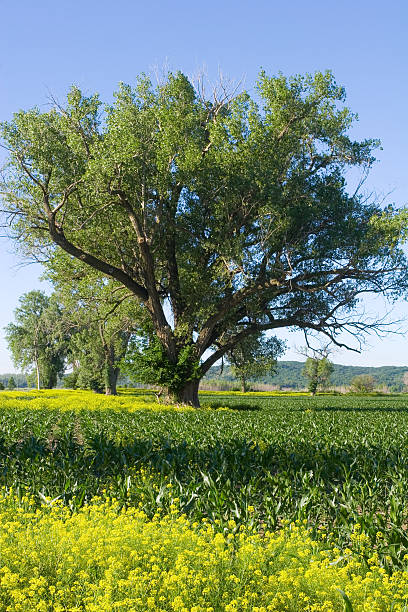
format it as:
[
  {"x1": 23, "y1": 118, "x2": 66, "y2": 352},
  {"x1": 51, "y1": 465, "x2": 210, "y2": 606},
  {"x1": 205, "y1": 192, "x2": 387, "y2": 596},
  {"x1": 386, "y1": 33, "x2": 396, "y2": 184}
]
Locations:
[
  {"x1": 62, "y1": 371, "x2": 79, "y2": 390},
  {"x1": 226, "y1": 334, "x2": 285, "y2": 392},
  {"x1": 7, "y1": 376, "x2": 16, "y2": 390},
  {"x1": 302, "y1": 352, "x2": 334, "y2": 395},
  {"x1": 0, "y1": 382, "x2": 4, "y2": 390},
  {"x1": 5, "y1": 291, "x2": 68, "y2": 389},
  {"x1": 44, "y1": 255, "x2": 146, "y2": 395},
  {"x1": 350, "y1": 374, "x2": 376, "y2": 393}
]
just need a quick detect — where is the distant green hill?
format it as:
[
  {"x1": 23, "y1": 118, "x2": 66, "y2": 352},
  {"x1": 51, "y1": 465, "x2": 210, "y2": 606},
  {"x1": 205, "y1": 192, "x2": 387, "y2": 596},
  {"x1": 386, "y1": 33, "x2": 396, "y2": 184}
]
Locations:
[
  {"x1": 204, "y1": 361, "x2": 408, "y2": 392},
  {"x1": 2, "y1": 364, "x2": 407, "y2": 392}
]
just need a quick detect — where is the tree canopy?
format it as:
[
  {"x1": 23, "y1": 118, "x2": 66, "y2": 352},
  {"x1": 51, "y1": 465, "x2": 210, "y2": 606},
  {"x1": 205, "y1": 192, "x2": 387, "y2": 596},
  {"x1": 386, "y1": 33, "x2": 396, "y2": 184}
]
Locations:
[{"x1": 1, "y1": 70, "x2": 407, "y2": 405}]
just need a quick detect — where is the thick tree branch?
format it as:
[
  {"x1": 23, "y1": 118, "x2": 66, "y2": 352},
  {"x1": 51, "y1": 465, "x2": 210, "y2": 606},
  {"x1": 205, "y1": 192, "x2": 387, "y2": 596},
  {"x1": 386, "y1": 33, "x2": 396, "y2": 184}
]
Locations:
[
  {"x1": 47, "y1": 219, "x2": 148, "y2": 301},
  {"x1": 108, "y1": 184, "x2": 176, "y2": 357}
]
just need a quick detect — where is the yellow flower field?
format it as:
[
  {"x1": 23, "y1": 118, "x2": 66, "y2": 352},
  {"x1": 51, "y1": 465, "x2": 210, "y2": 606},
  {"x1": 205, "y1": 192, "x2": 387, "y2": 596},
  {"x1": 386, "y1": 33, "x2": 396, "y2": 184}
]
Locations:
[
  {"x1": 0, "y1": 494, "x2": 407, "y2": 611},
  {"x1": 0, "y1": 389, "x2": 182, "y2": 413}
]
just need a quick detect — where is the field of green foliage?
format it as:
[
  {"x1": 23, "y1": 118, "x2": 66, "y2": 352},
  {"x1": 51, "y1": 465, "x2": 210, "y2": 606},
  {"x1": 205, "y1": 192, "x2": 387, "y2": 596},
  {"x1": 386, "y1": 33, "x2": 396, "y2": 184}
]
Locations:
[{"x1": 1, "y1": 389, "x2": 408, "y2": 610}]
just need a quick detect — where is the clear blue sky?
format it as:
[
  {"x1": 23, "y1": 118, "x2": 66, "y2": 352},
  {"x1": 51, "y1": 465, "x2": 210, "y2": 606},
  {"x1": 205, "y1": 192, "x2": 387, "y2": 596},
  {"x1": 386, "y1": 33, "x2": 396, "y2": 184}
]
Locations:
[{"x1": 1, "y1": 0, "x2": 407, "y2": 371}]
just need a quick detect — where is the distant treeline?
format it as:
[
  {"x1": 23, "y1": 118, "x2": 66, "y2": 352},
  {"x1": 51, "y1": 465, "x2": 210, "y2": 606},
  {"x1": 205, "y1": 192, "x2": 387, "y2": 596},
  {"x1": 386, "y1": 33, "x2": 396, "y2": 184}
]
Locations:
[
  {"x1": 204, "y1": 361, "x2": 408, "y2": 392},
  {"x1": 0, "y1": 374, "x2": 28, "y2": 388},
  {"x1": 0, "y1": 372, "x2": 135, "y2": 390},
  {"x1": 3, "y1": 362, "x2": 408, "y2": 392}
]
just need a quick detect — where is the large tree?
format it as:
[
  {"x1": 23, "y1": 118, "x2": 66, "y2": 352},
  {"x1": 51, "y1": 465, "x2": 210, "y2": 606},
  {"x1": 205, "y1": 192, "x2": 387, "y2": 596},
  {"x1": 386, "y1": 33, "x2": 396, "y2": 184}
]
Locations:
[{"x1": 1, "y1": 71, "x2": 407, "y2": 405}]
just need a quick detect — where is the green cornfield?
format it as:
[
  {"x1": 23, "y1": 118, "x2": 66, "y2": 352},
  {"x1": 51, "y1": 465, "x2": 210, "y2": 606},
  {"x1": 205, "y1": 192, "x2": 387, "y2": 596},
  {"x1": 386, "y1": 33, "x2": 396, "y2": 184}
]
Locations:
[{"x1": 1, "y1": 389, "x2": 408, "y2": 610}]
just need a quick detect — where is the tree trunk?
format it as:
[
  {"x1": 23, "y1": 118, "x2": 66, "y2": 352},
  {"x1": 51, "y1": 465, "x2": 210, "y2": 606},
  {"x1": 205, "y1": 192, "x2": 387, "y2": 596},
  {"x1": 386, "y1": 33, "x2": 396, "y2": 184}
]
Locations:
[
  {"x1": 35, "y1": 360, "x2": 40, "y2": 390},
  {"x1": 241, "y1": 375, "x2": 246, "y2": 393},
  {"x1": 44, "y1": 371, "x2": 57, "y2": 389},
  {"x1": 105, "y1": 365, "x2": 119, "y2": 395},
  {"x1": 172, "y1": 379, "x2": 200, "y2": 407}
]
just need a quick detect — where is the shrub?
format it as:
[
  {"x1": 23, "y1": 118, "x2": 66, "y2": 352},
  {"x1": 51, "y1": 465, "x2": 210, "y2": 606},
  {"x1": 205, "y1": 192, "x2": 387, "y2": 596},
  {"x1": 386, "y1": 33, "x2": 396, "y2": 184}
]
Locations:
[{"x1": 350, "y1": 374, "x2": 376, "y2": 393}]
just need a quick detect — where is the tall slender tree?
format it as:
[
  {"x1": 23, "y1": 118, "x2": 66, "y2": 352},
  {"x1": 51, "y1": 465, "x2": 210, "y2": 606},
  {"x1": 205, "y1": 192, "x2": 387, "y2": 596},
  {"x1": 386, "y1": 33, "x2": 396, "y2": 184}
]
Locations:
[{"x1": 5, "y1": 291, "x2": 67, "y2": 389}]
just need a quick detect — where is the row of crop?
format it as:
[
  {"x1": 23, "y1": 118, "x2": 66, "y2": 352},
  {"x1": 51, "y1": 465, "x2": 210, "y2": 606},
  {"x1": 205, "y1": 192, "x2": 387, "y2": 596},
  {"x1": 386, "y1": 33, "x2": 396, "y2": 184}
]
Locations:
[{"x1": 1, "y1": 392, "x2": 408, "y2": 571}]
